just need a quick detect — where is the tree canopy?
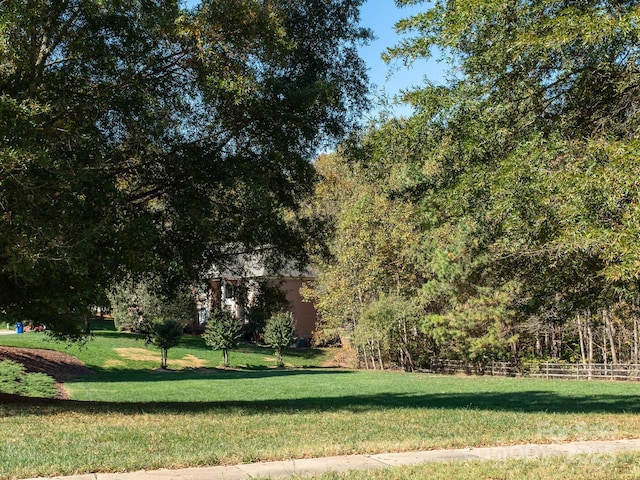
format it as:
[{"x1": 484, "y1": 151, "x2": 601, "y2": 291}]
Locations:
[{"x1": 0, "y1": 0, "x2": 371, "y2": 338}]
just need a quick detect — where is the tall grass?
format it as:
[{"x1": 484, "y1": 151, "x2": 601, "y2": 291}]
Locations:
[{"x1": 2, "y1": 329, "x2": 640, "y2": 479}]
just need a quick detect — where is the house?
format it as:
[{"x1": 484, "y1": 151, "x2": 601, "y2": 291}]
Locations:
[{"x1": 196, "y1": 253, "x2": 317, "y2": 340}]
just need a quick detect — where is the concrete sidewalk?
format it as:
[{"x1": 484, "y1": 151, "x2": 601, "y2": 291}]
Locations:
[{"x1": 20, "y1": 438, "x2": 640, "y2": 480}]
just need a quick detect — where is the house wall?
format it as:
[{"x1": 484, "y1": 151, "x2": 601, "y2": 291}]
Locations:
[
  {"x1": 273, "y1": 278, "x2": 316, "y2": 339},
  {"x1": 207, "y1": 277, "x2": 317, "y2": 339}
]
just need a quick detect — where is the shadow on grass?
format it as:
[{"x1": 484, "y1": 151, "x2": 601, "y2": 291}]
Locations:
[
  {"x1": 90, "y1": 330, "x2": 145, "y2": 340},
  {"x1": 87, "y1": 318, "x2": 117, "y2": 331},
  {"x1": 4, "y1": 384, "x2": 640, "y2": 416},
  {"x1": 74, "y1": 365, "x2": 352, "y2": 383}
]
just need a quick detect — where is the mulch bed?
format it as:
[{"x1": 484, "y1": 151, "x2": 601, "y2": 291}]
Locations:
[{"x1": 0, "y1": 346, "x2": 95, "y2": 399}]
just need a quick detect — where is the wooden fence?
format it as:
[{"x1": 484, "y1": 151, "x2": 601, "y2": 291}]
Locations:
[{"x1": 423, "y1": 360, "x2": 640, "y2": 381}]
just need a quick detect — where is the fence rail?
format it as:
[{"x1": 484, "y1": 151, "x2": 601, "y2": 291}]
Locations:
[{"x1": 423, "y1": 360, "x2": 640, "y2": 381}]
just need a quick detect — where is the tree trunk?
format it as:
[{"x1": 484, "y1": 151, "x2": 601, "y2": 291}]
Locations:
[
  {"x1": 577, "y1": 314, "x2": 587, "y2": 364},
  {"x1": 510, "y1": 337, "x2": 518, "y2": 363},
  {"x1": 398, "y1": 318, "x2": 406, "y2": 371},
  {"x1": 403, "y1": 346, "x2": 415, "y2": 372},
  {"x1": 377, "y1": 341, "x2": 384, "y2": 370},
  {"x1": 602, "y1": 323, "x2": 608, "y2": 365},
  {"x1": 550, "y1": 326, "x2": 559, "y2": 359},
  {"x1": 361, "y1": 344, "x2": 369, "y2": 370},
  {"x1": 604, "y1": 309, "x2": 618, "y2": 365},
  {"x1": 634, "y1": 316, "x2": 639, "y2": 364},
  {"x1": 401, "y1": 317, "x2": 415, "y2": 372},
  {"x1": 223, "y1": 349, "x2": 229, "y2": 367},
  {"x1": 161, "y1": 348, "x2": 168, "y2": 369},
  {"x1": 368, "y1": 340, "x2": 376, "y2": 370},
  {"x1": 586, "y1": 320, "x2": 594, "y2": 363}
]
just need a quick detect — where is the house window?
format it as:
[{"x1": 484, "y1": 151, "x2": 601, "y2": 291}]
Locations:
[{"x1": 223, "y1": 283, "x2": 235, "y2": 300}]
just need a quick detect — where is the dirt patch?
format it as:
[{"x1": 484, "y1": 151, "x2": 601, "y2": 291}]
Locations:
[
  {"x1": 172, "y1": 354, "x2": 206, "y2": 368},
  {"x1": 113, "y1": 347, "x2": 160, "y2": 363},
  {"x1": 114, "y1": 348, "x2": 206, "y2": 368},
  {"x1": 0, "y1": 346, "x2": 94, "y2": 382},
  {"x1": 103, "y1": 359, "x2": 126, "y2": 368},
  {"x1": 0, "y1": 346, "x2": 95, "y2": 399}
]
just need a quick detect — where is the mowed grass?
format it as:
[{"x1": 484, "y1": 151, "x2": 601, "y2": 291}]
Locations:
[{"x1": 1, "y1": 329, "x2": 640, "y2": 479}]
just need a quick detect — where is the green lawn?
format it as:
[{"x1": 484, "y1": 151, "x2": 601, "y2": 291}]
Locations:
[
  {"x1": 2, "y1": 329, "x2": 640, "y2": 479},
  {"x1": 0, "y1": 322, "x2": 14, "y2": 332}
]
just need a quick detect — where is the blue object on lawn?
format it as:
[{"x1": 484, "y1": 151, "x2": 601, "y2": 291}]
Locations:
[{"x1": 15, "y1": 322, "x2": 24, "y2": 334}]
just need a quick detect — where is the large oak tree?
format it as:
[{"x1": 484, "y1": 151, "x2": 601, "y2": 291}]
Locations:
[{"x1": 0, "y1": 0, "x2": 370, "y2": 338}]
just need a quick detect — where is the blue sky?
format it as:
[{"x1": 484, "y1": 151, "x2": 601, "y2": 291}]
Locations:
[{"x1": 359, "y1": 0, "x2": 445, "y2": 117}]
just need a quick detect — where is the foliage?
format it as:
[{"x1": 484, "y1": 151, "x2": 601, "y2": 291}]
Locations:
[
  {"x1": 0, "y1": 0, "x2": 371, "y2": 339},
  {"x1": 142, "y1": 319, "x2": 184, "y2": 369},
  {"x1": 0, "y1": 359, "x2": 23, "y2": 395},
  {"x1": 0, "y1": 359, "x2": 57, "y2": 398},
  {"x1": 202, "y1": 309, "x2": 242, "y2": 367},
  {"x1": 307, "y1": 0, "x2": 640, "y2": 368},
  {"x1": 353, "y1": 294, "x2": 422, "y2": 371},
  {"x1": 107, "y1": 276, "x2": 195, "y2": 333},
  {"x1": 106, "y1": 278, "x2": 152, "y2": 332},
  {"x1": 245, "y1": 279, "x2": 290, "y2": 342},
  {"x1": 386, "y1": 0, "x2": 640, "y2": 365},
  {"x1": 16, "y1": 371, "x2": 58, "y2": 398},
  {"x1": 305, "y1": 152, "x2": 422, "y2": 352},
  {"x1": 264, "y1": 312, "x2": 296, "y2": 367}
]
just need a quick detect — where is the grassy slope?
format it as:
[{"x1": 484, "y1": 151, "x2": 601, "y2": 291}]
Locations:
[{"x1": 1, "y1": 329, "x2": 640, "y2": 479}]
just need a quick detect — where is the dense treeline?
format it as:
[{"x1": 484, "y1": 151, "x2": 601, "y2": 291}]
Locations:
[{"x1": 308, "y1": 0, "x2": 640, "y2": 369}]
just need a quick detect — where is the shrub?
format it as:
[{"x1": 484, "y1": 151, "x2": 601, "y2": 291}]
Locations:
[
  {"x1": 19, "y1": 372, "x2": 58, "y2": 398},
  {"x1": 264, "y1": 312, "x2": 296, "y2": 367},
  {"x1": 0, "y1": 360, "x2": 24, "y2": 395},
  {"x1": 202, "y1": 309, "x2": 242, "y2": 367},
  {"x1": 0, "y1": 360, "x2": 57, "y2": 398},
  {"x1": 245, "y1": 280, "x2": 290, "y2": 342},
  {"x1": 142, "y1": 318, "x2": 184, "y2": 369}
]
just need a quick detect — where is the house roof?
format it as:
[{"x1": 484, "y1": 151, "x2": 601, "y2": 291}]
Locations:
[{"x1": 207, "y1": 252, "x2": 315, "y2": 280}]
